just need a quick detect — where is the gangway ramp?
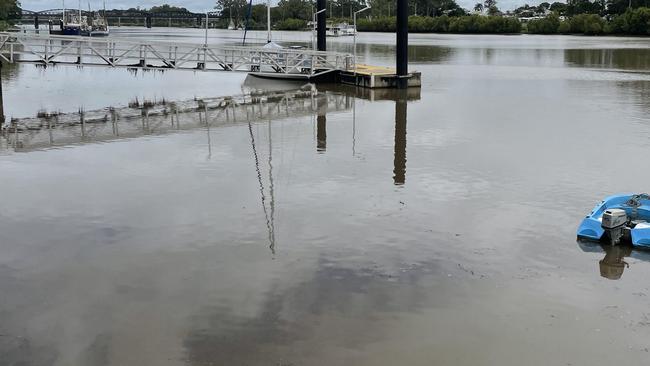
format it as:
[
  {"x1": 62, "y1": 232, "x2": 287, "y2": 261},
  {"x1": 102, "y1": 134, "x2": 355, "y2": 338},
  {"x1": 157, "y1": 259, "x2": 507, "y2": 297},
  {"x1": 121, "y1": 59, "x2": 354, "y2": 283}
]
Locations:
[{"x1": 0, "y1": 32, "x2": 354, "y2": 80}]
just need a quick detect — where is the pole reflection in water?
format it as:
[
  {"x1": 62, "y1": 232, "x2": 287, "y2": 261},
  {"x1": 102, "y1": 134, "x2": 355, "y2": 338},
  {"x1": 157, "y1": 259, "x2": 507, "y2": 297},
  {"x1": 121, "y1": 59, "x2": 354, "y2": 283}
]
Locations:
[
  {"x1": 317, "y1": 95, "x2": 327, "y2": 153},
  {"x1": 247, "y1": 118, "x2": 276, "y2": 255},
  {"x1": 352, "y1": 97, "x2": 357, "y2": 157},
  {"x1": 205, "y1": 104, "x2": 212, "y2": 160},
  {"x1": 267, "y1": 118, "x2": 276, "y2": 254},
  {"x1": 393, "y1": 92, "x2": 408, "y2": 186}
]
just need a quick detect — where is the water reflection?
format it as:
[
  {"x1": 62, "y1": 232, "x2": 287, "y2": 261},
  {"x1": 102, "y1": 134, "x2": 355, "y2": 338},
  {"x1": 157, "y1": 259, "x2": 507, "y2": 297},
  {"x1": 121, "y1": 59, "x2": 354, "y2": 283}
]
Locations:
[
  {"x1": 393, "y1": 94, "x2": 407, "y2": 186},
  {"x1": 248, "y1": 118, "x2": 276, "y2": 254},
  {"x1": 183, "y1": 257, "x2": 448, "y2": 365},
  {"x1": 0, "y1": 87, "x2": 351, "y2": 153},
  {"x1": 564, "y1": 48, "x2": 650, "y2": 71},
  {"x1": 356, "y1": 43, "x2": 455, "y2": 64},
  {"x1": 578, "y1": 241, "x2": 650, "y2": 280}
]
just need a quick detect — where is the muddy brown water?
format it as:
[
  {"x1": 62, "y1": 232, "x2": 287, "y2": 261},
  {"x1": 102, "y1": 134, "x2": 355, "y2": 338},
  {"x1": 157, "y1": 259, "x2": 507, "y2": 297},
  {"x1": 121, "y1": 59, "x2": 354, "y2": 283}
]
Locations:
[{"x1": 2, "y1": 29, "x2": 650, "y2": 365}]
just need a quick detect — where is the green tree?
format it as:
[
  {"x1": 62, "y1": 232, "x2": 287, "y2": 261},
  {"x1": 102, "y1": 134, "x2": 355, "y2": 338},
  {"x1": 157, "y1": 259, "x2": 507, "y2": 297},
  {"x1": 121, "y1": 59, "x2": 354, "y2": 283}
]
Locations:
[
  {"x1": 606, "y1": 0, "x2": 650, "y2": 15},
  {"x1": 276, "y1": 0, "x2": 312, "y2": 20},
  {"x1": 487, "y1": 5, "x2": 501, "y2": 15},
  {"x1": 549, "y1": 1, "x2": 568, "y2": 15},
  {"x1": 215, "y1": 0, "x2": 249, "y2": 25},
  {"x1": 527, "y1": 12, "x2": 561, "y2": 33},
  {"x1": 0, "y1": 0, "x2": 21, "y2": 30},
  {"x1": 149, "y1": 4, "x2": 191, "y2": 13},
  {"x1": 484, "y1": 0, "x2": 497, "y2": 9},
  {"x1": 566, "y1": 0, "x2": 604, "y2": 16}
]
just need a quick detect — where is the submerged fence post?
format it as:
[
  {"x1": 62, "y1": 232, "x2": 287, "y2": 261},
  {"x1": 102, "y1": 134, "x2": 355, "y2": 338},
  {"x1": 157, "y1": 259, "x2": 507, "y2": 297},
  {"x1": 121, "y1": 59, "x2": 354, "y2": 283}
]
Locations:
[
  {"x1": 317, "y1": 0, "x2": 327, "y2": 52},
  {"x1": 396, "y1": 0, "x2": 409, "y2": 89}
]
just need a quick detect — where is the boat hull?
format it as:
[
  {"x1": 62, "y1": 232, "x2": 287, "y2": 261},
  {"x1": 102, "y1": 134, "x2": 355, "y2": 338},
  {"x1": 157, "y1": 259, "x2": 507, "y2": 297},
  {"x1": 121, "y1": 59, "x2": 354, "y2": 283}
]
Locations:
[
  {"x1": 577, "y1": 194, "x2": 650, "y2": 248},
  {"x1": 61, "y1": 26, "x2": 81, "y2": 36}
]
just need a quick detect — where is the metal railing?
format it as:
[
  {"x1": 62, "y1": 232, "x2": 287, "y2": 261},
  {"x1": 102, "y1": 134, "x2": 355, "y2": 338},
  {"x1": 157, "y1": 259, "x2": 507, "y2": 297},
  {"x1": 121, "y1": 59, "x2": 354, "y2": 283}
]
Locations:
[{"x1": 0, "y1": 32, "x2": 354, "y2": 77}]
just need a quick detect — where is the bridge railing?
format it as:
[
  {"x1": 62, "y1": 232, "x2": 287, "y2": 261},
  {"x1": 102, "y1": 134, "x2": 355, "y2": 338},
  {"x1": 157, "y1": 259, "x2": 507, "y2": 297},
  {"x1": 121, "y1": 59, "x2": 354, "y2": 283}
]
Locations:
[{"x1": 0, "y1": 32, "x2": 354, "y2": 76}]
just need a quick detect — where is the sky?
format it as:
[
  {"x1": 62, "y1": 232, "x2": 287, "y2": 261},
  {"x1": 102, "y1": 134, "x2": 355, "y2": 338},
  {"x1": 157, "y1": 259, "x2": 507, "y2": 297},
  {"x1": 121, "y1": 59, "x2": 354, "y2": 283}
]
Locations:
[{"x1": 19, "y1": 0, "x2": 552, "y2": 13}]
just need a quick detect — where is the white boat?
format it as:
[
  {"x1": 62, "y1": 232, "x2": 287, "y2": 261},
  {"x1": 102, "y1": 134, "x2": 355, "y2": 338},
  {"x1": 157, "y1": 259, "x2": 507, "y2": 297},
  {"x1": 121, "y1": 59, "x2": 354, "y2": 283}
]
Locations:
[
  {"x1": 326, "y1": 23, "x2": 355, "y2": 37},
  {"x1": 341, "y1": 23, "x2": 356, "y2": 36},
  {"x1": 326, "y1": 25, "x2": 341, "y2": 37},
  {"x1": 90, "y1": 14, "x2": 110, "y2": 36}
]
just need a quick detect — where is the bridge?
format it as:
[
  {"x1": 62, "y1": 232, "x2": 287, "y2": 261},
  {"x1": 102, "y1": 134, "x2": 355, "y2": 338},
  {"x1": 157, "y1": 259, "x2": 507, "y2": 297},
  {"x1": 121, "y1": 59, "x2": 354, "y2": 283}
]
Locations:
[
  {"x1": 20, "y1": 8, "x2": 222, "y2": 27},
  {"x1": 0, "y1": 32, "x2": 353, "y2": 79}
]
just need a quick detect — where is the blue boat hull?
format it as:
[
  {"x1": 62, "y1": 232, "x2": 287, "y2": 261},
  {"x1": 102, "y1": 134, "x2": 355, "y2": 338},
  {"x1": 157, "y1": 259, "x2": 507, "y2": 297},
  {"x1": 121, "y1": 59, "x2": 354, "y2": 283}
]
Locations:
[
  {"x1": 61, "y1": 26, "x2": 81, "y2": 36},
  {"x1": 577, "y1": 194, "x2": 650, "y2": 248}
]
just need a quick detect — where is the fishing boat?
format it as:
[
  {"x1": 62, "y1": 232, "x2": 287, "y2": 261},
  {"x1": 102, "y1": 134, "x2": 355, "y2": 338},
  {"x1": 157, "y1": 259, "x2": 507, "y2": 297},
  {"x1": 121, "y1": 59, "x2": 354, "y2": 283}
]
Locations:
[
  {"x1": 55, "y1": 1, "x2": 109, "y2": 36},
  {"x1": 62, "y1": 15, "x2": 86, "y2": 36},
  {"x1": 90, "y1": 14, "x2": 109, "y2": 36},
  {"x1": 577, "y1": 193, "x2": 650, "y2": 247}
]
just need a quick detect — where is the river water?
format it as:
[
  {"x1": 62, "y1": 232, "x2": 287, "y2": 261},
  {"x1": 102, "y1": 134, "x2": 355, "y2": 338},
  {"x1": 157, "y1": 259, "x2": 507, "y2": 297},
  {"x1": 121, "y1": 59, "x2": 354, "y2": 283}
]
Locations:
[{"x1": 2, "y1": 28, "x2": 650, "y2": 365}]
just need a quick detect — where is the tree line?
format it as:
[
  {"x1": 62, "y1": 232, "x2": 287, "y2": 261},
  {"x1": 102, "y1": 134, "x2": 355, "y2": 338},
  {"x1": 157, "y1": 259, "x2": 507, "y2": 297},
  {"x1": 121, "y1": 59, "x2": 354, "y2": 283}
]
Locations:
[
  {"x1": 526, "y1": 7, "x2": 650, "y2": 34},
  {"x1": 212, "y1": 0, "x2": 650, "y2": 34}
]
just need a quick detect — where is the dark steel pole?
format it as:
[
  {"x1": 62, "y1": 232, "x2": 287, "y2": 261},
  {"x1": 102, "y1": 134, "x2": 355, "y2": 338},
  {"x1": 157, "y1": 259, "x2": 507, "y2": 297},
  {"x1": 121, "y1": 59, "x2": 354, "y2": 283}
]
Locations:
[
  {"x1": 317, "y1": 0, "x2": 327, "y2": 52},
  {"x1": 396, "y1": 0, "x2": 408, "y2": 88},
  {"x1": 393, "y1": 96, "x2": 407, "y2": 185},
  {"x1": 34, "y1": 15, "x2": 40, "y2": 30}
]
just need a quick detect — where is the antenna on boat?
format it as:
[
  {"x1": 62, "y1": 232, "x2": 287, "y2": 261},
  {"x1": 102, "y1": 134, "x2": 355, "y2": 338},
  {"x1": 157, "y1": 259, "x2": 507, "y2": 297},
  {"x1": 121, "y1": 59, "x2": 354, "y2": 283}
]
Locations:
[
  {"x1": 267, "y1": 0, "x2": 271, "y2": 43},
  {"x1": 241, "y1": 0, "x2": 253, "y2": 46},
  {"x1": 62, "y1": 0, "x2": 66, "y2": 22}
]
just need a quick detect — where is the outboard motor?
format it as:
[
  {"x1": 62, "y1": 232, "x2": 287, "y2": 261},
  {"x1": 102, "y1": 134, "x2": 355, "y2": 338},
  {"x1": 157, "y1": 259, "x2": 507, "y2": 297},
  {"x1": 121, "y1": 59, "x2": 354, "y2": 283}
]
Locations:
[{"x1": 602, "y1": 209, "x2": 627, "y2": 245}]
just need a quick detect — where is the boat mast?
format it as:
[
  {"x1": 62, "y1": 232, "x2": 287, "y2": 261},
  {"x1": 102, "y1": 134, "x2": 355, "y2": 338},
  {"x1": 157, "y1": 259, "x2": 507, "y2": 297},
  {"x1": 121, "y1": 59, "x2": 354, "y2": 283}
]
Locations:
[
  {"x1": 62, "y1": 0, "x2": 65, "y2": 23},
  {"x1": 267, "y1": 0, "x2": 271, "y2": 43},
  {"x1": 78, "y1": 0, "x2": 81, "y2": 21}
]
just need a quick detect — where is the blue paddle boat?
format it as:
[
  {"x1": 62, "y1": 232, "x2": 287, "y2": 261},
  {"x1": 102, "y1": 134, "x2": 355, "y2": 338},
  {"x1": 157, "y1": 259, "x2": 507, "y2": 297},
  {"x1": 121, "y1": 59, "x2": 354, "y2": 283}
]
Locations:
[{"x1": 577, "y1": 194, "x2": 650, "y2": 247}]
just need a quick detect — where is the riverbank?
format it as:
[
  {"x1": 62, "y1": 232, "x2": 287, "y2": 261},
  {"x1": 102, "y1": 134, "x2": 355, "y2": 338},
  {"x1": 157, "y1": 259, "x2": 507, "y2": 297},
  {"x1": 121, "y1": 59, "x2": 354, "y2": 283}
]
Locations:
[
  {"x1": 356, "y1": 8, "x2": 650, "y2": 36},
  {"x1": 111, "y1": 9, "x2": 649, "y2": 37}
]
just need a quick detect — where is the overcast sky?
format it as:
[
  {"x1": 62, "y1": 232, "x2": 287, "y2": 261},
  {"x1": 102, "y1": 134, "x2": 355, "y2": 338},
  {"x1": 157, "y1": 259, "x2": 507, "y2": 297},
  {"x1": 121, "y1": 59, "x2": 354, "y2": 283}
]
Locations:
[{"x1": 20, "y1": 0, "x2": 550, "y2": 13}]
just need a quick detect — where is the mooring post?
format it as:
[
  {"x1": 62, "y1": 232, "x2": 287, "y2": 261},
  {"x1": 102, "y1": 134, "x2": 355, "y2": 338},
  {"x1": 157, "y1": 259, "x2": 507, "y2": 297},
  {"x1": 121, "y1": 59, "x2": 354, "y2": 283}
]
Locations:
[
  {"x1": 393, "y1": 93, "x2": 407, "y2": 185},
  {"x1": 317, "y1": 0, "x2": 327, "y2": 52},
  {"x1": 396, "y1": 0, "x2": 409, "y2": 89}
]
